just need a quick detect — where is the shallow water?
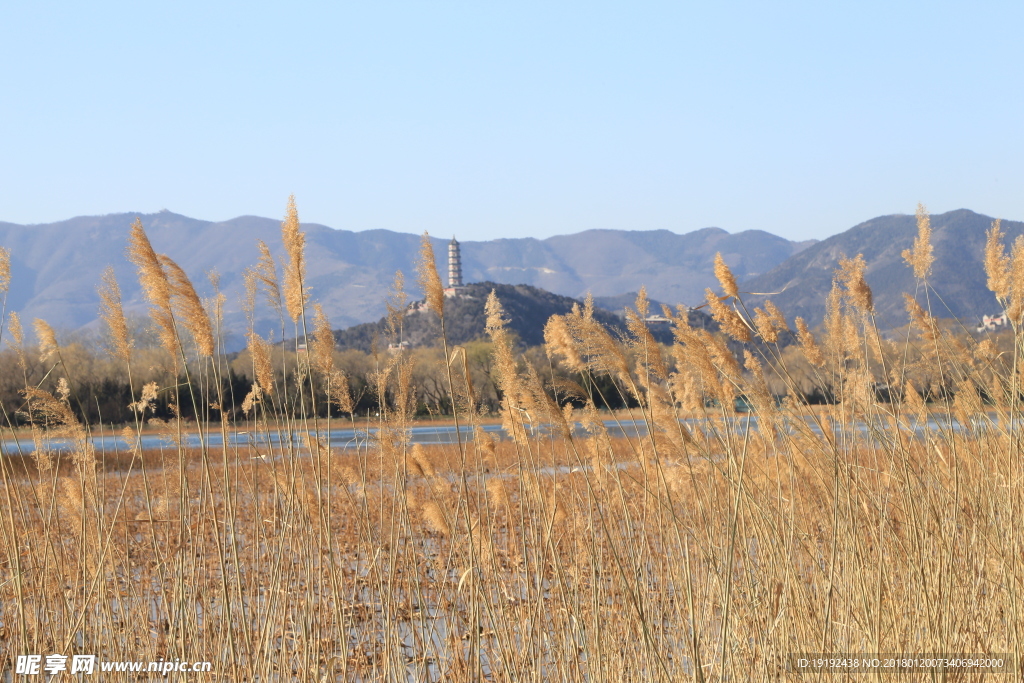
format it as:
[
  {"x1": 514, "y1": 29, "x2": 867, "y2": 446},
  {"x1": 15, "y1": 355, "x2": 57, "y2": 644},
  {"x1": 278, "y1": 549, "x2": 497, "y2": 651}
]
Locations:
[{"x1": 2, "y1": 411, "x2": 1013, "y2": 459}]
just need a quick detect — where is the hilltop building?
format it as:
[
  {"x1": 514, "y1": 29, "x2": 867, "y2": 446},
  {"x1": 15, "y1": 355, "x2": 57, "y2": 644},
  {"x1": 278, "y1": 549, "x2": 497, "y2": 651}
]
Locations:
[
  {"x1": 977, "y1": 311, "x2": 1008, "y2": 333},
  {"x1": 444, "y1": 236, "x2": 465, "y2": 297}
]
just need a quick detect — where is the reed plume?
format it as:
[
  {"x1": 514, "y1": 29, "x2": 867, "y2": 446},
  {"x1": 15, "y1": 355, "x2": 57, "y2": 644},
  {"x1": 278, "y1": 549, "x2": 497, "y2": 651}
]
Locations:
[
  {"x1": 9, "y1": 311, "x2": 25, "y2": 371},
  {"x1": 543, "y1": 314, "x2": 584, "y2": 372},
  {"x1": 625, "y1": 287, "x2": 668, "y2": 383},
  {"x1": 1007, "y1": 235, "x2": 1024, "y2": 324},
  {"x1": 410, "y1": 444, "x2": 436, "y2": 478},
  {"x1": 752, "y1": 307, "x2": 778, "y2": 344},
  {"x1": 984, "y1": 219, "x2": 1010, "y2": 300},
  {"x1": 129, "y1": 381, "x2": 159, "y2": 415},
  {"x1": 327, "y1": 369, "x2": 353, "y2": 414},
  {"x1": 902, "y1": 203, "x2": 934, "y2": 279},
  {"x1": 704, "y1": 288, "x2": 751, "y2": 342},
  {"x1": 485, "y1": 290, "x2": 532, "y2": 441},
  {"x1": 742, "y1": 350, "x2": 774, "y2": 415},
  {"x1": 126, "y1": 218, "x2": 177, "y2": 358},
  {"x1": 97, "y1": 266, "x2": 132, "y2": 363},
  {"x1": 713, "y1": 252, "x2": 739, "y2": 299},
  {"x1": 422, "y1": 500, "x2": 450, "y2": 536},
  {"x1": 255, "y1": 240, "x2": 283, "y2": 318},
  {"x1": 159, "y1": 254, "x2": 214, "y2": 356},
  {"x1": 0, "y1": 246, "x2": 10, "y2": 295},
  {"x1": 485, "y1": 478, "x2": 509, "y2": 510},
  {"x1": 416, "y1": 233, "x2": 445, "y2": 317},
  {"x1": 485, "y1": 290, "x2": 518, "y2": 396},
  {"x1": 247, "y1": 331, "x2": 274, "y2": 396},
  {"x1": 281, "y1": 195, "x2": 308, "y2": 322},
  {"x1": 836, "y1": 254, "x2": 873, "y2": 314},
  {"x1": 904, "y1": 294, "x2": 939, "y2": 343},
  {"x1": 795, "y1": 317, "x2": 824, "y2": 367},
  {"x1": 33, "y1": 319, "x2": 57, "y2": 362},
  {"x1": 19, "y1": 386, "x2": 88, "y2": 461},
  {"x1": 242, "y1": 267, "x2": 258, "y2": 326},
  {"x1": 240, "y1": 383, "x2": 262, "y2": 416},
  {"x1": 310, "y1": 304, "x2": 335, "y2": 377},
  {"x1": 764, "y1": 300, "x2": 788, "y2": 332},
  {"x1": 558, "y1": 294, "x2": 632, "y2": 386},
  {"x1": 385, "y1": 270, "x2": 407, "y2": 341},
  {"x1": 822, "y1": 283, "x2": 844, "y2": 361}
]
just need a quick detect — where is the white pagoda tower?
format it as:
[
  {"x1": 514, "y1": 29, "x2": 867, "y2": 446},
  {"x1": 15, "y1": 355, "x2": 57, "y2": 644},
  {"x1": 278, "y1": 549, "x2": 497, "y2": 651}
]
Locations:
[{"x1": 445, "y1": 236, "x2": 464, "y2": 295}]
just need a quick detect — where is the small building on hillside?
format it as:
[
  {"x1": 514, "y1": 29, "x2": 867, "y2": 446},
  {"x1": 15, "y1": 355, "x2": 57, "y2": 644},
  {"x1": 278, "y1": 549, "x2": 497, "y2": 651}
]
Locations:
[
  {"x1": 388, "y1": 340, "x2": 411, "y2": 354},
  {"x1": 978, "y1": 312, "x2": 1008, "y2": 332}
]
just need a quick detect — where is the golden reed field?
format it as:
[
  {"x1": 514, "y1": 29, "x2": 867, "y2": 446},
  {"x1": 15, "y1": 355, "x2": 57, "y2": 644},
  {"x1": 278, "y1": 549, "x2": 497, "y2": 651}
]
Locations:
[{"x1": 0, "y1": 200, "x2": 1021, "y2": 680}]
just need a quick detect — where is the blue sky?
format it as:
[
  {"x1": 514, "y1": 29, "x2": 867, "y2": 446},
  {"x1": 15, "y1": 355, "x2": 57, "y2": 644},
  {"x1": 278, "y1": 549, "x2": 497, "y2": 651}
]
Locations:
[{"x1": 1, "y1": 1, "x2": 1021, "y2": 242}]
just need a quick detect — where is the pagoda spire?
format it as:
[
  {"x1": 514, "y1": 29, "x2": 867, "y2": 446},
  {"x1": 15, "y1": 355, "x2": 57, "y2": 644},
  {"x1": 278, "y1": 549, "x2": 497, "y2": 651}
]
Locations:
[{"x1": 447, "y1": 236, "x2": 463, "y2": 288}]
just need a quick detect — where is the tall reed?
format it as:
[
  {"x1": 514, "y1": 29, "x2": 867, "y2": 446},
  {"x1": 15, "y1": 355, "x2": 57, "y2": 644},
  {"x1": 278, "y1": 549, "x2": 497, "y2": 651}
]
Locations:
[{"x1": 0, "y1": 204, "x2": 1018, "y2": 681}]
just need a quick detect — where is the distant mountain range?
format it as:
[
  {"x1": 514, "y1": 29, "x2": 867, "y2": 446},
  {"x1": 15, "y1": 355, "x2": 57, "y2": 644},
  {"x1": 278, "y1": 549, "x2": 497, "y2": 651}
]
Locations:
[
  {"x1": 739, "y1": 209, "x2": 1017, "y2": 329},
  {"x1": 0, "y1": 211, "x2": 812, "y2": 347},
  {"x1": 0, "y1": 207, "x2": 1010, "y2": 348}
]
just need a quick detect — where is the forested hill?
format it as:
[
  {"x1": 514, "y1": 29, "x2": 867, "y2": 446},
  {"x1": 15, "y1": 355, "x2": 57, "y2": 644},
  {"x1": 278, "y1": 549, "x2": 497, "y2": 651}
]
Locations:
[{"x1": 332, "y1": 282, "x2": 715, "y2": 352}]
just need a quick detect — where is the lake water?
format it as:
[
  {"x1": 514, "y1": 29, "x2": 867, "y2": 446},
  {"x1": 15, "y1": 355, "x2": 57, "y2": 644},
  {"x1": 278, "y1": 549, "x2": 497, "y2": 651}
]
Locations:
[{"x1": 0, "y1": 412, "x2": 1009, "y2": 458}]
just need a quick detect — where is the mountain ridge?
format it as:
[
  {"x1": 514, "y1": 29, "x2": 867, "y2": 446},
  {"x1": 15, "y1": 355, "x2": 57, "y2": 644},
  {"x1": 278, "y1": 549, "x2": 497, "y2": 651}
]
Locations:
[
  {"x1": 0, "y1": 211, "x2": 813, "y2": 347},
  {"x1": 738, "y1": 209, "x2": 1015, "y2": 328}
]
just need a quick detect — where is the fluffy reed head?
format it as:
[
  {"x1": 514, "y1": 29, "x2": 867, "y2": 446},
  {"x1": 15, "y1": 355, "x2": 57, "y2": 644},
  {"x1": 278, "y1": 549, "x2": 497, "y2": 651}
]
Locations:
[
  {"x1": 126, "y1": 218, "x2": 178, "y2": 358},
  {"x1": 328, "y1": 369, "x2": 353, "y2": 414},
  {"x1": 409, "y1": 444, "x2": 436, "y2": 478},
  {"x1": 902, "y1": 203, "x2": 934, "y2": 279},
  {"x1": 247, "y1": 331, "x2": 274, "y2": 396},
  {"x1": 8, "y1": 311, "x2": 21, "y2": 346},
  {"x1": 795, "y1": 316, "x2": 824, "y2": 367},
  {"x1": 0, "y1": 246, "x2": 10, "y2": 296},
  {"x1": 543, "y1": 314, "x2": 584, "y2": 373},
  {"x1": 416, "y1": 233, "x2": 445, "y2": 317},
  {"x1": 713, "y1": 252, "x2": 739, "y2": 299},
  {"x1": 984, "y1": 219, "x2": 1010, "y2": 300},
  {"x1": 242, "y1": 267, "x2": 258, "y2": 326},
  {"x1": 20, "y1": 386, "x2": 84, "y2": 450},
  {"x1": 129, "y1": 381, "x2": 159, "y2": 415},
  {"x1": 34, "y1": 319, "x2": 57, "y2": 362},
  {"x1": 485, "y1": 290, "x2": 516, "y2": 385},
  {"x1": 765, "y1": 300, "x2": 788, "y2": 331},
  {"x1": 9, "y1": 311, "x2": 25, "y2": 371},
  {"x1": 159, "y1": 254, "x2": 214, "y2": 357},
  {"x1": 704, "y1": 288, "x2": 751, "y2": 342},
  {"x1": 281, "y1": 195, "x2": 308, "y2": 322},
  {"x1": 310, "y1": 304, "x2": 335, "y2": 377},
  {"x1": 757, "y1": 299, "x2": 786, "y2": 344},
  {"x1": 255, "y1": 241, "x2": 283, "y2": 318},
  {"x1": 421, "y1": 500, "x2": 450, "y2": 536},
  {"x1": 98, "y1": 266, "x2": 132, "y2": 363},
  {"x1": 903, "y1": 293, "x2": 939, "y2": 342},
  {"x1": 485, "y1": 478, "x2": 510, "y2": 509},
  {"x1": 385, "y1": 270, "x2": 407, "y2": 341},
  {"x1": 836, "y1": 254, "x2": 873, "y2": 314},
  {"x1": 241, "y1": 383, "x2": 263, "y2": 416},
  {"x1": 1006, "y1": 235, "x2": 1024, "y2": 324},
  {"x1": 625, "y1": 290, "x2": 667, "y2": 382},
  {"x1": 752, "y1": 307, "x2": 777, "y2": 344}
]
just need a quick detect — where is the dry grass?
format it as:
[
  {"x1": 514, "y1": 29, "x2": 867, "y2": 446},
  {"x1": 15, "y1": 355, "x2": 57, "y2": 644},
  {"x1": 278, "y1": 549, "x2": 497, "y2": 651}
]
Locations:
[{"x1": 0, "y1": 204, "x2": 1020, "y2": 681}]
